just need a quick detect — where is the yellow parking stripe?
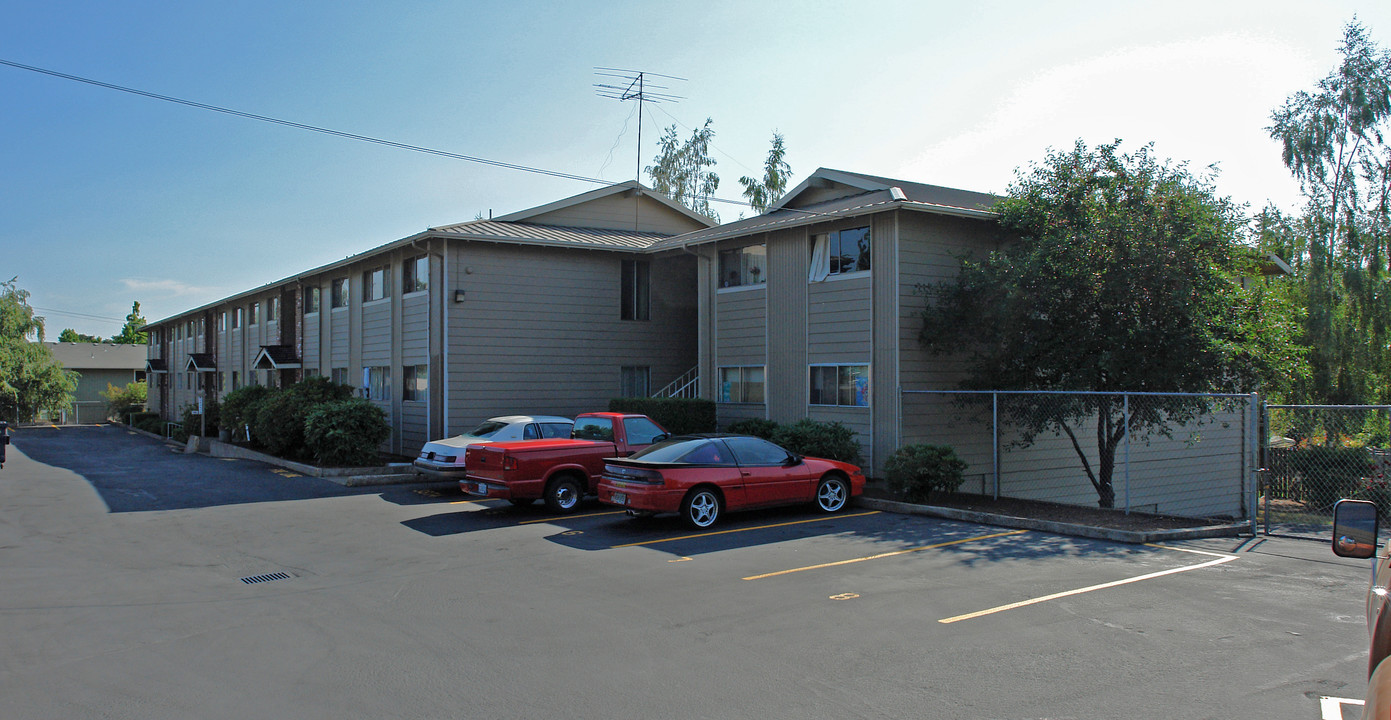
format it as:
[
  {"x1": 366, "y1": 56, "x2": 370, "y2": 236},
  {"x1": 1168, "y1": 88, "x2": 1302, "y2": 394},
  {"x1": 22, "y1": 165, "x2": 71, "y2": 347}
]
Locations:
[
  {"x1": 938, "y1": 551, "x2": 1239, "y2": 624},
  {"x1": 742, "y1": 529, "x2": 1028, "y2": 580},
  {"x1": 610, "y1": 510, "x2": 880, "y2": 549},
  {"x1": 519, "y1": 510, "x2": 625, "y2": 524}
]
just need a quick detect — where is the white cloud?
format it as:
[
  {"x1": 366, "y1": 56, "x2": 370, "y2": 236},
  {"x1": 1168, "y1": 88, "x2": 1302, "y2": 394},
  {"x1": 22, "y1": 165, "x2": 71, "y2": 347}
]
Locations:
[{"x1": 900, "y1": 33, "x2": 1317, "y2": 211}]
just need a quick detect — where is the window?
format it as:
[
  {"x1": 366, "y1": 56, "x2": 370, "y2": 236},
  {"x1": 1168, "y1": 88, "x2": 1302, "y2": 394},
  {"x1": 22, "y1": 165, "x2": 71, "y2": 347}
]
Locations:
[
  {"x1": 331, "y1": 278, "x2": 349, "y2": 308},
  {"x1": 718, "y1": 244, "x2": 767, "y2": 288},
  {"x1": 810, "y1": 226, "x2": 871, "y2": 280},
  {"x1": 620, "y1": 259, "x2": 650, "y2": 321},
  {"x1": 624, "y1": 416, "x2": 667, "y2": 446},
  {"x1": 365, "y1": 366, "x2": 391, "y2": 401},
  {"x1": 217, "y1": 312, "x2": 226, "y2": 333},
  {"x1": 403, "y1": 364, "x2": 428, "y2": 401},
  {"x1": 232, "y1": 307, "x2": 242, "y2": 329},
  {"x1": 572, "y1": 416, "x2": 615, "y2": 441},
  {"x1": 620, "y1": 366, "x2": 650, "y2": 398},
  {"x1": 231, "y1": 371, "x2": 240, "y2": 390},
  {"x1": 331, "y1": 367, "x2": 349, "y2": 386},
  {"x1": 363, "y1": 266, "x2": 389, "y2": 302},
  {"x1": 718, "y1": 366, "x2": 765, "y2": 404},
  {"x1": 305, "y1": 286, "x2": 321, "y2": 314},
  {"x1": 725, "y1": 436, "x2": 793, "y2": 466},
  {"x1": 809, "y1": 364, "x2": 870, "y2": 407},
  {"x1": 249, "y1": 302, "x2": 260, "y2": 326},
  {"x1": 267, "y1": 296, "x2": 279, "y2": 322},
  {"x1": 404, "y1": 255, "x2": 429, "y2": 293},
  {"x1": 135, "y1": 370, "x2": 147, "y2": 383}
]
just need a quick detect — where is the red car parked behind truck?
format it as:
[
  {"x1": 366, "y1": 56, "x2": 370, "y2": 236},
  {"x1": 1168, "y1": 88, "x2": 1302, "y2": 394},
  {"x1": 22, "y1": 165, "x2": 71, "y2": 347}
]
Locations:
[{"x1": 462, "y1": 412, "x2": 669, "y2": 513}]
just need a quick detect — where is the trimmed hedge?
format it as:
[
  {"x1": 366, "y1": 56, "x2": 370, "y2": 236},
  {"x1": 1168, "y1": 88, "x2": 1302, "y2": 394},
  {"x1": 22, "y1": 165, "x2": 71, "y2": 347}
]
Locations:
[
  {"x1": 724, "y1": 418, "x2": 779, "y2": 440},
  {"x1": 221, "y1": 385, "x2": 272, "y2": 441},
  {"x1": 608, "y1": 397, "x2": 716, "y2": 436},
  {"x1": 304, "y1": 399, "x2": 391, "y2": 467},
  {"x1": 771, "y1": 419, "x2": 862, "y2": 464},
  {"x1": 128, "y1": 411, "x2": 162, "y2": 434},
  {"x1": 181, "y1": 398, "x2": 220, "y2": 437}
]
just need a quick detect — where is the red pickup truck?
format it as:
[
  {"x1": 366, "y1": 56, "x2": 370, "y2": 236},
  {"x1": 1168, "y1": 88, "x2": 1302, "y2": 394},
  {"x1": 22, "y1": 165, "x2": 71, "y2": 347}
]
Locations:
[{"x1": 462, "y1": 412, "x2": 669, "y2": 512}]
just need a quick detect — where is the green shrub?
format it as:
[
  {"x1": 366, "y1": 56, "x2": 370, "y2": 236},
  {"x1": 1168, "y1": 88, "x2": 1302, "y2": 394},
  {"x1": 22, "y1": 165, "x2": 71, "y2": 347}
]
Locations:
[
  {"x1": 128, "y1": 411, "x2": 162, "y2": 434},
  {"x1": 252, "y1": 391, "x2": 312, "y2": 459},
  {"x1": 304, "y1": 399, "x2": 390, "y2": 467},
  {"x1": 221, "y1": 385, "x2": 272, "y2": 442},
  {"x1": 179, "y1": 397, "x2": 220, "y2": 437},
  {"x1": 102, "y1": 381, "x2": 147, "y2": 420},
  {"x1": 1286, "y1": 445, "x2": 1376, "y2": 511},
  {"x1": 772, "y1": 419, "x2": 862, "y2": 463},
  {"x1": 884, "y1": 444, "x2": 968, "y2": 503},
  {"x1": 288, "y1": 374, "x2": 354, "y2": 404},
  {"x1": 725, "y1": 418, "x2": 780, "y2": 439},
  {"x1": 607, "y1": 397, "x2": 716, "y2": 436}
]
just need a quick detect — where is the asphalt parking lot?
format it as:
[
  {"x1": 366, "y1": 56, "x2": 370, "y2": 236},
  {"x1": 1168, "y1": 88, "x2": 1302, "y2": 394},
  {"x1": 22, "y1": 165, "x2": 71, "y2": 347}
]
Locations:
[{"x1": 0, "y1": 425, "x2": 1374, "y2": 719}]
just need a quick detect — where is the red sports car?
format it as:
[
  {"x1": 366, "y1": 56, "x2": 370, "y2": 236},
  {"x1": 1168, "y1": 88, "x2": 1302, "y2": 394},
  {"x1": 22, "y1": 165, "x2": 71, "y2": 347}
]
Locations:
[{"x1": 596, "y1": 434, "x2": 866, "y2": 528}]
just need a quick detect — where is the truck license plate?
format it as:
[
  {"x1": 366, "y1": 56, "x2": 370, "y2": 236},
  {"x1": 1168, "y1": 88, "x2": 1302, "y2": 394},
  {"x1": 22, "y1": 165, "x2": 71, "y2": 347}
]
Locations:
[
  {"x1": 475, "y1": 483, "x2": 488, "y2": 495},
  {"x1": 612, "y1": 492, "x2": 627, "y2": 505}
]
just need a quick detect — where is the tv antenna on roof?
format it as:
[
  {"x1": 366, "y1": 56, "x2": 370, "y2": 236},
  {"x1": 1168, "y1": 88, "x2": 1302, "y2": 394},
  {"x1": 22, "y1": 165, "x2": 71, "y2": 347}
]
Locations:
[{"x1": 594, "y1": 67, "x2": 685, "y2": 183}]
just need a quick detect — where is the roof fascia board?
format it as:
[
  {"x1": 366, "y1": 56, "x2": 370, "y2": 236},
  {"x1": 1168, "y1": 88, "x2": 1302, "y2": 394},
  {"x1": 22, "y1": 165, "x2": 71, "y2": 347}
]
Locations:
[
  {"x1": 767, "y1": 167, "x2": 890, "y2": 212},
  {"x1": 668, "y1": 200, "x2": 999, "y2": 249},
  {"x1": 492, "y1": 181, "x2": 716, "y2": 228}
]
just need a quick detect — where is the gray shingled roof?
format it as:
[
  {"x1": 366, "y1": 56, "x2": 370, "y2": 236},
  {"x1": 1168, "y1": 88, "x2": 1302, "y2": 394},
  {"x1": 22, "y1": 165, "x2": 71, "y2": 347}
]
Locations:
[
  {"x1": 428, "y1": 220, "x2": 670, "y2": 251},
  {"x1": 44, "y1": 342, "x2": 147, "y2": 371}
]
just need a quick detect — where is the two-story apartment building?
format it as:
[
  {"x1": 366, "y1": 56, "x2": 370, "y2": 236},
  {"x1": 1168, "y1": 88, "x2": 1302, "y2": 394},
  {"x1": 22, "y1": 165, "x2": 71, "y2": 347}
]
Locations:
[{"x1": 145, "y1": 181, "x2": 714, "y2": 456}]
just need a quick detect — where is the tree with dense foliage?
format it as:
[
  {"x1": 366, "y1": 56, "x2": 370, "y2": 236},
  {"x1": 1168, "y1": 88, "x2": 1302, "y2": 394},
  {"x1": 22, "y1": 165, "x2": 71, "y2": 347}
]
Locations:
[
  {"x1": 0, "y1": 279, "x2": 77, "y2": 422},
  {"x1": 58, "y1": 329, "x2": 104, "y2": 343},
  {"x1": 646, "y1": 118, "x2": 721, "y2": 221},
  {"x1": 1264, "y1": 19, "x2": 1391, "y2": 404},
  {"x1": 738, "y1": 132, "x2": 792, "y2": 214},
  {"x1": 110, "y1": 302, "x2": 148, "y2": 345},
  {"x1": 101, "y1": 380, "x2": 147, "y2": 420},
  {"x1": 919, "y1": 140, "x2": 1303, "y2": 507}
]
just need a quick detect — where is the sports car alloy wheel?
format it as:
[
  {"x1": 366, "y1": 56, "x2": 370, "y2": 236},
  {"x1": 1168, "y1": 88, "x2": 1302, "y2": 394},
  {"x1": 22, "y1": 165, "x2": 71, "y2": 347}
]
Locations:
[
  {"x1": 682, "y1": 489, "x2": 721, "y2": 529},
  {"x1": 816, "y1": 476, "x2": 848, "y2": 512}
]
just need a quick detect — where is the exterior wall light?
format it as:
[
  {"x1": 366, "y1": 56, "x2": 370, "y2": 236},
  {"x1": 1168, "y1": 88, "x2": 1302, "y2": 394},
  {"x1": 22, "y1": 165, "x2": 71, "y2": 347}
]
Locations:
[{"x1": 454, "y1": 290, "x2": 466, "y2": 303}]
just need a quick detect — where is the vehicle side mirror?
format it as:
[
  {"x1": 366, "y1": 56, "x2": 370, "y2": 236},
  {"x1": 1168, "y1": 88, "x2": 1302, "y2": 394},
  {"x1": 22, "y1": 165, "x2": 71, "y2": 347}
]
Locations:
[
  {"x1": 652, "y1": 433, "x2": 669, "y2": 443},
  {"x1": 783, "y1": 453, "x2": 801, "y2": 467},
  {"x1": 1333, "y1": 499, "x2": 1379, "y2": 559}
]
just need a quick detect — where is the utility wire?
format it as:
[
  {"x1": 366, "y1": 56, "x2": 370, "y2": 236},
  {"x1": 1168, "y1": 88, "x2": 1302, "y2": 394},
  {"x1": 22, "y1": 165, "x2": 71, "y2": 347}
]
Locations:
[
  {"x1": 31, "y1": 306, "x2": 127, "y2": 322},
  {"x1": 0, "y1": 58, "x2": 608, "y2": 185}
]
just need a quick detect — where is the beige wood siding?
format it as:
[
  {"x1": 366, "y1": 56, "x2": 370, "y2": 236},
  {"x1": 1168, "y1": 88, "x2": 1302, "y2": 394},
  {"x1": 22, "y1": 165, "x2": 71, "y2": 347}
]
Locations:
[
  {"x1": 361, "y1": 300, "x2": 392, "y2": 366},
  {"x1": 766, "y1": 227, "x2": 808, "y2": 423},
  {"x1": 525, "y1": 193, "x2": 704, "y2": 235},
  {"x1": 401, "y1": 293, "x2": 429, "y2": 362},
  {"x1": 807, "y1": 276, "x2": 871, "y2": 364},
  {"x1": 445, "y1": 242, "x2": 697, "y2": 432},
  {"x1": 302, "y1": 310, "x2": 320, "y2": 374},
  {"x1": 330, "y1": 308, "x2": 349, "y2": 369},
  {"x1": 715, "y1": 289, "x2": 766, "y2": 365}
]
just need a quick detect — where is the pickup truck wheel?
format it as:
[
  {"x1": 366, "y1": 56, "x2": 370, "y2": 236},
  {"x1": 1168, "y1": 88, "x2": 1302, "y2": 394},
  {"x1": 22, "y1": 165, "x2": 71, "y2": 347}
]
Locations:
[
  {"x1": 681, "y1": 488, "x2": 721, "y2": 529},
  {"x1": 508, "y1": 498, "x2": 536, "y2": 507},
  {"x1": 544, "y1": 475, "x2": 583, "y2": 513},
  {"x1": 815, "y1": 475, "x2": 849, "y2": 513}
]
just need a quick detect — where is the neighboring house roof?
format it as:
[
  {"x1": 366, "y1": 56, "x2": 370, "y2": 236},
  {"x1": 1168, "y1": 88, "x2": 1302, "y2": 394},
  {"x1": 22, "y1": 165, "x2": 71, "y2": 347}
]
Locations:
[
  {"x1": 253, "y1": 345, "x2": 301, "y2": 370},
  {"x1": 650, "y1": 167, "x2": 1001, "y2": 251},
  {"x1": 44, "y1": 342, "x2": 147, "y2": 371},
  {"x1": 184, "y1": 354, "x2": 217, "y2": 372},
  {"x1": 427, "y1": 220, "x2": 670, "y2": 251}
]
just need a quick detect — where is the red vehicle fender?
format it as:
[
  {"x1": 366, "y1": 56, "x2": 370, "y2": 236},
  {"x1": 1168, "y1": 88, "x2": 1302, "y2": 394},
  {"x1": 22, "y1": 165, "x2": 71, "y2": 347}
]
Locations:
[{"x1": 543, "y1": 462, "x2": 599, "y2": 487}]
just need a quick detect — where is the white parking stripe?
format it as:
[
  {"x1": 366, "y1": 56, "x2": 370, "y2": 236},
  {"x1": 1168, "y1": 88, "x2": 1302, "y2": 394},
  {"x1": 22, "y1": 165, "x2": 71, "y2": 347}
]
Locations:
[
  {"x1": 1321, "y1": 695, "x2": 1363, "y2": 719},
  {"x1": 939, "y1": 549, "x2": 1239, "y2": 624}
]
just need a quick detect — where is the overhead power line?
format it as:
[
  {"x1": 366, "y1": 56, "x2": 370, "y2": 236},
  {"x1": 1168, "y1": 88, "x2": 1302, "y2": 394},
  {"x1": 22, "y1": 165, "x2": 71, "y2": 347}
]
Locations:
[{"x1": 0, "y1": 58, "x2": 608, "y2": 185}]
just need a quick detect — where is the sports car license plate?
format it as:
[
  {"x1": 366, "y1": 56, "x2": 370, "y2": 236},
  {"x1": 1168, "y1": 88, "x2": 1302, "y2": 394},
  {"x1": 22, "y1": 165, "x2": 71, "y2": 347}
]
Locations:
[{"x1": 612, "y1": 492, "x2": 627, "y2": 505}]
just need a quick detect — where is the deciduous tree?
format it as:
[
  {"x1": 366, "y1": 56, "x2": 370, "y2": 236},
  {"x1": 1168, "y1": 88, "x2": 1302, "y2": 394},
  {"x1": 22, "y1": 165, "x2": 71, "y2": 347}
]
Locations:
[
  {"x1": 738, "y1": 132, "x2": 792, "y2": 214},
  {"x1": 646, "y1": 118, "x2": 720, "y2": 221},
  {"x1": 919, "y1": 141, "x2": 1302, "y2": 507}
]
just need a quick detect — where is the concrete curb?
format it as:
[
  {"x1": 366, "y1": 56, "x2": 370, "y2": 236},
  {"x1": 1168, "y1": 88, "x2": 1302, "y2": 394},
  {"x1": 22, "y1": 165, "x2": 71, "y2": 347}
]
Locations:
[{"x1": 857, "y1": 497, "x2": 1249, "y2": 544}]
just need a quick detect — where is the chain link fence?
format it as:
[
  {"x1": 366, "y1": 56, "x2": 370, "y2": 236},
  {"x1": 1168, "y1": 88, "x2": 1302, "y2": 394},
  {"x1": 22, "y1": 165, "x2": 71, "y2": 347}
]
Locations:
[
  {"x1": 899, "y1": 390, "x2": 1258, "y2": 527},
  {"x1": 1263, "y1": 405, "x2": 1391, "y2": 539}
]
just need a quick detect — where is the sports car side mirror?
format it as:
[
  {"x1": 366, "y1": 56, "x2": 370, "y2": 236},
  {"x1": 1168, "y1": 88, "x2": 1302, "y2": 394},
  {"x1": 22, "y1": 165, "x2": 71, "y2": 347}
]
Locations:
[
  {"x1": 1333, "y1": 499, "x2": 1379, "y2": 559},
  {"x1": 783, "y1": 454, "x2": 802, "y2": 467}
]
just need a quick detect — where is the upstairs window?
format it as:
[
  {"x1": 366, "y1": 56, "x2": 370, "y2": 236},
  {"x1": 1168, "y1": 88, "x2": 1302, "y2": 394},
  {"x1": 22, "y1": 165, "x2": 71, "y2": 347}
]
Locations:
[
  {"x1": 810, "y1": 226, "x2": 871, "y2": 281},
  {"x1": 232, "y1": 307, "x2": 242, "y2": 329},
  {"x1": 217, "y1": 312, "x2": 226, "y2": 333},
  {"x1": 404, "y1": 255, "x2": 429, "y2": 294},
  {"x1": 331, "y1": 278, "x2": 350, "y2": 308},
  {"x1": 249, "y1": 302, "x2": 260, "y2": 326},
  {"x1": 305, "y1": 286, "x2": 321, "y2": 314},
  {"x1": 718, "y1": 244, "x2": 767, "y2": 288},
  {"x1": 267, "y1": 297, "x2": 279, "y2": 322},
  {"x1": 363, "y1": 266, "x2": 389, "y2": 302},
  {"x1": 620, "y1": 259, "x2": 650, "y2": 321}
]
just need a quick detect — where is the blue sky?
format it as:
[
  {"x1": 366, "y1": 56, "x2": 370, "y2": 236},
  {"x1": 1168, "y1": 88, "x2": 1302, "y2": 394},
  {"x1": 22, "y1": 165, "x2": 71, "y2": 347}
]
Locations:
[{"x1": 4, "y1": 1, "x2": 1389, "y2": 337}]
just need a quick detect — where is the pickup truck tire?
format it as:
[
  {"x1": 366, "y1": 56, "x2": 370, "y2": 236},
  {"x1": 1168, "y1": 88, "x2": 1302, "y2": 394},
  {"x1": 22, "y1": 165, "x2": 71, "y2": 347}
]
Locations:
[
  {"x1": 544, "y1": 474, "x2": 584, "y2": 513},
  {"x1": 681, "y1": 487, "x2": 722, "y2": 529},
  {"x1": 815, "y1": 475, "x2": 849, "y2": 513}
]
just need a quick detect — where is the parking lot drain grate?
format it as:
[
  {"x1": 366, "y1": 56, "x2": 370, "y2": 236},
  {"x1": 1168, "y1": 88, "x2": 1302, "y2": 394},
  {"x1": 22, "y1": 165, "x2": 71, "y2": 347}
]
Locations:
[{"x1": 240, "y1": 572, "x2": 293, "y2": 585}]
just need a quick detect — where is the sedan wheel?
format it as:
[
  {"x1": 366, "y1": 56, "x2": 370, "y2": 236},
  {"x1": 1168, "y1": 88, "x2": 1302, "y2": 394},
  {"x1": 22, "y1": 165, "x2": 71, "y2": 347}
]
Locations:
[
  {"x1": 816, "y1": 476, "x2": 849, "y2": 513},
  {"x1": 544, "y1": 475, "x2": 583, "y2": 513},
  {"x1": 681, "y1": 488, "x2": 721, "y2": 529}
]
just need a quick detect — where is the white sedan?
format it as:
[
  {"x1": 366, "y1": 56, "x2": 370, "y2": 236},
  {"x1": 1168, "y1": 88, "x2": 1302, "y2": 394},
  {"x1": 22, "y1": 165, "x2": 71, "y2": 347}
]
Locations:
[{"x1": 413, "y1": 415, "x2": 573, "y2": 479}]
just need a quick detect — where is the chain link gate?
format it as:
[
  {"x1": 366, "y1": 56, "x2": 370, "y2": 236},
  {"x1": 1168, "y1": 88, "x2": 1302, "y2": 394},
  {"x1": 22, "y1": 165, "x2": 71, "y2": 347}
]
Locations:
[{"x1": 1262, "y1": 404, "x2": 1391, "y2": 540}]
